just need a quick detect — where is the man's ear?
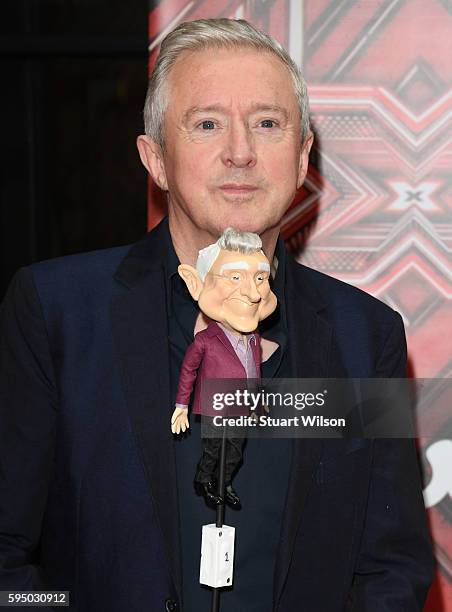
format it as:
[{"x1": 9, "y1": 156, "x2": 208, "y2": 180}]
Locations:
[
  {"x1": 178, "y1": 264, "x2": 204, "y2": 301},
  {"x1": 296, "y1": 131, "x2": 314, "y2": 189},
  {"x1": 136, "y1": 135, "x2": 168, "y2": 191}
]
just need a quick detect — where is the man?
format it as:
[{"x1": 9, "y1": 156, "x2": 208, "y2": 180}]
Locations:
[{"x1": 0, "y1": 17, "x2": 433, "y2": 612}]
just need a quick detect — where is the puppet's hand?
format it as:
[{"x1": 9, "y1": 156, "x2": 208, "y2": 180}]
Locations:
[{"x1": 171, "y1": 406, "x2": 189, "y2": 434}]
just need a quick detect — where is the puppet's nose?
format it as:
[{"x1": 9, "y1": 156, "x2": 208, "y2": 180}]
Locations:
[{"x1": 240, "y1": 278, "x2": 261, "y2": 303}]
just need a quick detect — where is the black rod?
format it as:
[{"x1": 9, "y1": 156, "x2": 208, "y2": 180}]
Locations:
[{"x1": 211, "y1": 423, "x2": 228, "y2": 612}]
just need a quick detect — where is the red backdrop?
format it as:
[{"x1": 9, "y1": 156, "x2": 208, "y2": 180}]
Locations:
[{"x1": 147, "y1": 2, "x2": 452, "y2": 609}]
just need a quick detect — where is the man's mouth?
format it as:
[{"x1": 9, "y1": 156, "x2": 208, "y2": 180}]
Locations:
[{"x1": 219, "y1": 183, "x2": 259, "y2": 196}]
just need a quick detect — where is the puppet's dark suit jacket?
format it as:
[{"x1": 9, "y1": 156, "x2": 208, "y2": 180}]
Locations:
[{"x1": 0, "y1": 219, "x2": 434, "y2": 611}]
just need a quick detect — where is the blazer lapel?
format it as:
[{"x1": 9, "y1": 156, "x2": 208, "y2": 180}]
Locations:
[
  {"x1": 207, "y1": 322, "x2": 238, "y2": 358},
  {"x1": 110, "y1": 220, "x2": 182, "y2": 602},
  {"x1": 273, "y1": 255, "x2": 347, "y2": 609}
]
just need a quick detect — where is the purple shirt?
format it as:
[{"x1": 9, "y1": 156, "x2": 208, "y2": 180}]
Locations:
[{"x1": 217, "y1": 323, "x2": 258, "y2": 379}]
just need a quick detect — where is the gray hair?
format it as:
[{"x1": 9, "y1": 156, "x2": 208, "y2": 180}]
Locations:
[
  {"x1": 196, "y1": 227, "x2": 263, "y2": 280},
  {"x1": 144, "y1": 18, "x2": 310, "y2": 150}
]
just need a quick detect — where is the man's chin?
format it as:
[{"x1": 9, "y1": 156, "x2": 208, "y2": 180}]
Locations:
[{"x1": 211, "y1": 205, "x2": 277, "y2": 236}]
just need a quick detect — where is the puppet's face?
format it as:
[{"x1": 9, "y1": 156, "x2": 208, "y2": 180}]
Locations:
[{"x1": 197, "y1": 249, "x2": 277, "y2": 333}]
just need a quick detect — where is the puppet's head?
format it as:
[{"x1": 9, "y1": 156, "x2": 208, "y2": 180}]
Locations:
[{"x1": 178, "y1": 228, "x2": 277, "y2": 333}]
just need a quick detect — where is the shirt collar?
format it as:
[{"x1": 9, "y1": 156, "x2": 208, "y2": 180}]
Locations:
[
  {"x1": 217, "y1": 322, "x2": 256, "y2": 349},
  {"x1": 163, "y1": 223, "x2": 192, "y2": 315}
]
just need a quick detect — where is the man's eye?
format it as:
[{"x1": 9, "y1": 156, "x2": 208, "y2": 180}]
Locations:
[
  {"x1": 260, "y1": 119, "x2": 276, "y2": 128},
  {"x1": 200, "y1": 120, "x2": 215, "y2": 130},
  {"x1": 256, "y1": 274, "x2": 267, "y2": 283},
  {"x1": 230, "y1": 273, "x2": 241, "y2": 281}
]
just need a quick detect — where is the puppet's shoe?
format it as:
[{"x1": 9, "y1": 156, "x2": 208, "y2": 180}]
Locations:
[
  {"x1": 225, "y1": 484, "x2": 241, "y2": 510},
  {"x1": 194, "y1": 480, "x2": 223, "y2": 507}
]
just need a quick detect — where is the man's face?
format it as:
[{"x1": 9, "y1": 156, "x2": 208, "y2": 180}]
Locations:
[
  {"x1": 198, "y1": 249, "x2": 277, "y2": 333},
  {"x1": 158, "y1": 47, "x2": 311, "y2": 237}
]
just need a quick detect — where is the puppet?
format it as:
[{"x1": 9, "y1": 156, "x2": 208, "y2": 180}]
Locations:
[{"x1": 171, "y1": 228, "x2": 277, "y2": 509}]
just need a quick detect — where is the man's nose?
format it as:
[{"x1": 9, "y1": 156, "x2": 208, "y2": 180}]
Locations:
[
  {"x1": 240, "y1": 278, "x2": 261, "y2": 303},
  {"x1": 221, "y1": 121, "x2": 257, "y2": 168}
]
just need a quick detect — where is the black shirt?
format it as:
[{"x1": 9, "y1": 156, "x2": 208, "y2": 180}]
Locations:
[{"x1": 164, "y1": 229, "x2": 292, "y2": 612}]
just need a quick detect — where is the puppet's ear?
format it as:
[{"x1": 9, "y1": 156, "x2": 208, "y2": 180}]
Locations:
[{"x1": 178, "y1": 264, "x2": 203, "y2": 301}]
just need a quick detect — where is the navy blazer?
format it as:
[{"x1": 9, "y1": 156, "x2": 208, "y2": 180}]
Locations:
[{"x1": 0, "y1": 219, "x2": 434, "y2": 611}]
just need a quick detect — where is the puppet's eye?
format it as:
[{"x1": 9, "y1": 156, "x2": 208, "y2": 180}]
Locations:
[{"x1": 230, "y1": 272, "x2": 241, "y2": 281}]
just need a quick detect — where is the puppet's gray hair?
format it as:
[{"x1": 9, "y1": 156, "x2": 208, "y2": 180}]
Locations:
[
  {"x1": 218, "y1": 227, "x2": 262, "y2": 253},
  {"x1": 196, "y1": 228, "x2": 262, "y2": 280}
]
